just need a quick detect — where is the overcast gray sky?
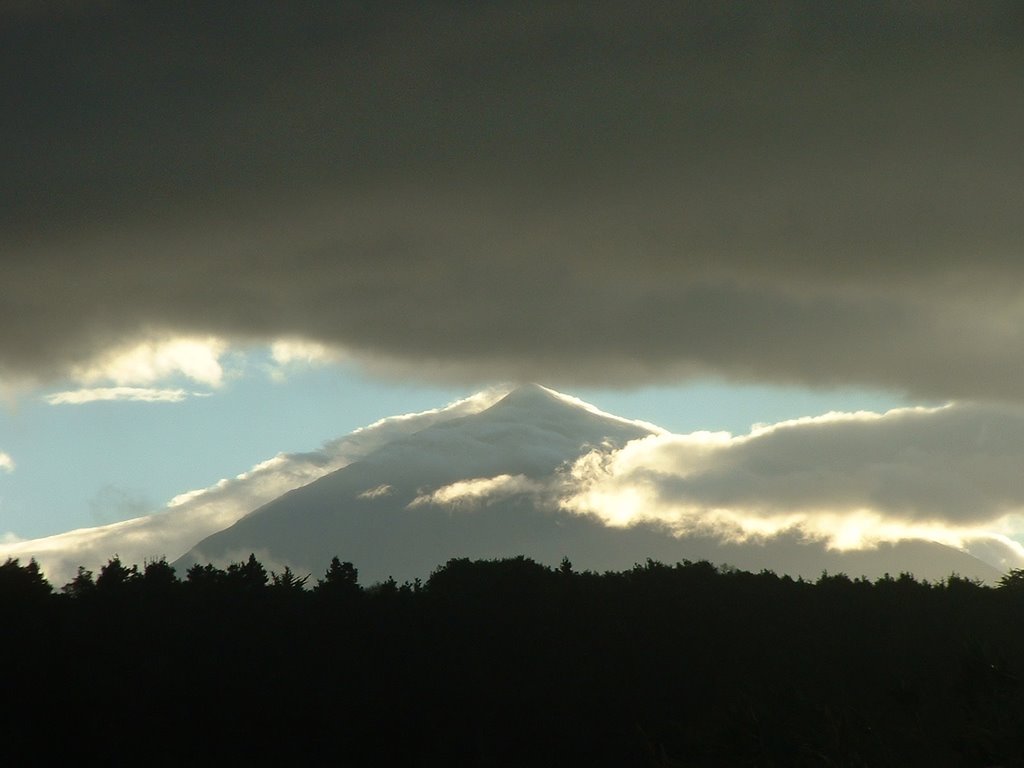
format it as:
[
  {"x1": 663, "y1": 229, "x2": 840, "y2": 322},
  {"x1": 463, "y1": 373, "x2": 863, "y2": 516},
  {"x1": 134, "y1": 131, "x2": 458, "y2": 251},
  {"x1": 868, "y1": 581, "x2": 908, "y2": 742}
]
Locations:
[{"x1": 4, "y1": 1, "x2": 1024, "y2": 398}]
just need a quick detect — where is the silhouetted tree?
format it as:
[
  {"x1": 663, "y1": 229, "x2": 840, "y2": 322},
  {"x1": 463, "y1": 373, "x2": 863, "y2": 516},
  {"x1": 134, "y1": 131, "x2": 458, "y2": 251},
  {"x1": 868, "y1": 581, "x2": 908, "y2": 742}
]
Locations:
[
  {"x1": 96, "y1": 556, "x2": 139, "y2": 594},
  {"x1": 0, "y1": 557, "x2": 51, "y2": 602},
  {"x1": 426, "y1": 555, "x2": 552, "y2": 602},
  {"x1": 141, "y1": 557, "x2": 179, "y2": 590},
  {"x1": 270, "y1": 566, "x2": 309, "y2": 592},
  {"x1": 999, "y1": 568, "x2": 1024, "y2": 590},
  {"x1": 15, "y1": 551, "x2": 1024, "y2": 765},
  {"x1": 367, "y1": 575, "x2": 399, "y2": 597},
  {"x1": 62, "y1": 565, "x2": 96, "y2": 598},
  {"x1": 185, "y1": 562, "x2": 227, "y2": 590},
  {"x1": 226, "y1": 553, "x2": 268, "y2": 591},
  {"x1": 315, "y1": 556, "x2": 360, "y2": 598}
]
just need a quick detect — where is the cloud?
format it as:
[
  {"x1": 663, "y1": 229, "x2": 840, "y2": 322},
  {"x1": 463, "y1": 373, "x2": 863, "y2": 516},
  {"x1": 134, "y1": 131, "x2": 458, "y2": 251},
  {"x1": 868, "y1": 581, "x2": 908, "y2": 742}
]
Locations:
[
  {"x1": 3, "y1": 4, "x2": 1024, "y2": 398},
  {"x1": 0, "y1": 452, "x2": 13, "y2": 473},
  {"x1": 0, "y1": 387, "x2": 506, "y2": 586},
  {"x1": 267, "y1": 338, "x2": 344, "y2": 382},
  {"x1": 561, "y1": 402, "x2": 1024, "y2": 558},
  {"x1": 34, "y1": 336, "x2": 228, "y2": 404},
  {"x1": 357, "y1": 484, "x2": 393, "y2": 500},
  {"x1": 270, "y1": 339, "x2": 342, "y2": 367},
  {"x1": 89, "y1": 485, "x2": 154, "y2": 526},
  {"x1": 44, "y1": 387, "x2": 191, "y2": 404},
  {"x1": 410, "y1": 474, "x2": 545, "y2": 509},
  {"x1": 70, "y1": 336, "x2": 227, "y2": 388}
]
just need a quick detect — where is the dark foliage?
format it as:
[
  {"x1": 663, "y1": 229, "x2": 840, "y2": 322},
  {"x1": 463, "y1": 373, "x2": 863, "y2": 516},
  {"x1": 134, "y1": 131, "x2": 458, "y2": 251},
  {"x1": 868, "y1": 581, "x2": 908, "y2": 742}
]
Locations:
[
  {"x1": 0, "y1": 557, "x2": 51, "y2": 603},
  {"x1": 3, "y1": 553, "x2": 1024, "y2": 766}
]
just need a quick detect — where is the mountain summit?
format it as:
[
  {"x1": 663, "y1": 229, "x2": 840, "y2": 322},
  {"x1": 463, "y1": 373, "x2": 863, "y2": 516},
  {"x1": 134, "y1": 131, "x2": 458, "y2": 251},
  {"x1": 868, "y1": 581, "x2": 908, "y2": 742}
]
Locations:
[
  {"x1": 174, "y1": 383, "x2": 659, "y2": 582},
  {"x1": 174, "y1": 384, "x2": 1001, "y2": 586}
]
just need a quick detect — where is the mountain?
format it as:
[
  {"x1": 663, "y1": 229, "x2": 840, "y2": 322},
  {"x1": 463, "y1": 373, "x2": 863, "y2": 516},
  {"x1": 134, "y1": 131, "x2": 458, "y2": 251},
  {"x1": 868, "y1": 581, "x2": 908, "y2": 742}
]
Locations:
[
  {"x1": 0, "y1": 386, "x2": 509, "y2": 588},
  {"x1": 173, "y1": 384, "x2": 655, "y2": 581},
  {"x1": 174, "y1": 384, "x2": 1002, "y2": 585}
]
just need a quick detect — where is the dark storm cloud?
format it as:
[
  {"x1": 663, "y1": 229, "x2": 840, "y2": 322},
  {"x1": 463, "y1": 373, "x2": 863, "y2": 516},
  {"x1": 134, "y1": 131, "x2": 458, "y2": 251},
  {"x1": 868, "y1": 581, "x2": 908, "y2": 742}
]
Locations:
[{"x1": 4, "y1": 2, "x2": 1024, "y2": 396}]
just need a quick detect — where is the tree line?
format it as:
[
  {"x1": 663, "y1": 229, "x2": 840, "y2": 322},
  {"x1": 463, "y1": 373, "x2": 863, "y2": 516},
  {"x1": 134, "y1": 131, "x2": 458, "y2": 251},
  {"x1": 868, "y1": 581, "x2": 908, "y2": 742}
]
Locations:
[{"x1": 4, "y1": 553, "x2": 1024, "y2": 766}]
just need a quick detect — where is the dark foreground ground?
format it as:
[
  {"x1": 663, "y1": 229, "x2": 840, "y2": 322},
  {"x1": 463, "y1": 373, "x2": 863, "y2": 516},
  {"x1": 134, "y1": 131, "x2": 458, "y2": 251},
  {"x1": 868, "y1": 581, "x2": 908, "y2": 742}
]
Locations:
[{"x1": 4, "y1": 554, "x2": 1024, "y2": 766}]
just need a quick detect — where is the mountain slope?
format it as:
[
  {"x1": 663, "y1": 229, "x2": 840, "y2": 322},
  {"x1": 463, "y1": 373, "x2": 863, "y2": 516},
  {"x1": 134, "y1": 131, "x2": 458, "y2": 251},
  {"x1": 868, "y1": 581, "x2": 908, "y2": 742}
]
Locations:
[
  {"x1": 174, "y1": 384, "x2": 657, "y2": 580},
  {"x1": 175, "y1": 384, "x2": 1002, "y2": 585},
  {"x1": 0, "y1": 387, "x2": 507, "y2": 587}
]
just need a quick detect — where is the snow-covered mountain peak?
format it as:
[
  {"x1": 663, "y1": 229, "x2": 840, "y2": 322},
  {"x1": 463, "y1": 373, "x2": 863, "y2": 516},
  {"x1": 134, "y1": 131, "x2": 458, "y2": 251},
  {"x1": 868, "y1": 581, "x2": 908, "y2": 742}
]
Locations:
[
  {"x1": 490, "y1": 382, "x2": 566, "y2": 408},
  {"x1": 477, "y1": 383, "x2": 665, "y2": 438},
  {"x1": 343, "y1": 383, "x2": 654, "y2": 487}
]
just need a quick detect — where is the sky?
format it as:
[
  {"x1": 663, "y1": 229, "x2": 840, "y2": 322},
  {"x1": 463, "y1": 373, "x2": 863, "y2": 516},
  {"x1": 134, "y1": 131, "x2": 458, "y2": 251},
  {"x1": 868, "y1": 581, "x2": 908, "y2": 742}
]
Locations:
[{"x1": 3, "y1": 3, "x2": 1024, "y2": 573}]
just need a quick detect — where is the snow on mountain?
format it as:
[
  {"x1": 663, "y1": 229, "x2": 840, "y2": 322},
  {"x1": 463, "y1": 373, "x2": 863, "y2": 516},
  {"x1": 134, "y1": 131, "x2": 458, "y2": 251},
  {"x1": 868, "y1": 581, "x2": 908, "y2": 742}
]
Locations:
[
  {"x1": 174, "y1": 384, "x2": 1003, "y2": 585},
  {"x1": 173, "y1": 384, "x2": 657, "y2": 580}
]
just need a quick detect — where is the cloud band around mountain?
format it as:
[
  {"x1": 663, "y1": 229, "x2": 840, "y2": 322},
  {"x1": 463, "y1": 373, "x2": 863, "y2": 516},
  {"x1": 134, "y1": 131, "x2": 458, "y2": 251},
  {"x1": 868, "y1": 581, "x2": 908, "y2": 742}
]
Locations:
[
  {"x1": 560, "y1": 403, "x2": 1024, "y2": 565},
  {"x1": 403, "y1": 399, "x2": 1024, "y2": 571},
  {"x1": 5, "y1": 388, "x2": 1024, "y2": 585}
]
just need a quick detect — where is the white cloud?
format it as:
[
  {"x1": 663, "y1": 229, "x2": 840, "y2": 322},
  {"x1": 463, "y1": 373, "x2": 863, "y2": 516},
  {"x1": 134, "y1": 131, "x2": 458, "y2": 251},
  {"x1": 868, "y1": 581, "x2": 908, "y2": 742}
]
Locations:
[
  {"x1": 270, "y1": 338, "x2": 343, "y2": 367},
  {"x1": 71, "y1": 336, "x2": 227, "y2": 388},
  {"x1": 410, "y1": 474, "x2": 545, "y2": 509},
  {"x1": 267, "y1": 338, "x2": 345, "y2": 382},
  {"x1": 45, "y1": 387, "x2": 191, "y2": 405},
  {"x1": 0, "y1": 458, "x2": 323, "y2": 587},
  {"x1": 0, "y1": 452, "x2": 13, "y2": 473},
  {"x1": 358, "y1": 484, "x2": 393, "y2": 500},
  {"x1": 560, "y1": 402, "x2": 1024, "y2": 567}
]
